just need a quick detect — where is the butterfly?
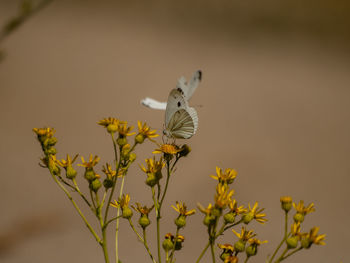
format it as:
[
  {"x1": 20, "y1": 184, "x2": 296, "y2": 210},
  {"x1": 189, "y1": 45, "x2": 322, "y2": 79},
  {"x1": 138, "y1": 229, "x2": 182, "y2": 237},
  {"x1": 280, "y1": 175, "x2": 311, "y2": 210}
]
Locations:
[
  {"x1": 141, "y1": 70, "x2": 202, "y2": 110},
  {"x1": 163, "y1": 87, "x2": 199, "y2": 139}
]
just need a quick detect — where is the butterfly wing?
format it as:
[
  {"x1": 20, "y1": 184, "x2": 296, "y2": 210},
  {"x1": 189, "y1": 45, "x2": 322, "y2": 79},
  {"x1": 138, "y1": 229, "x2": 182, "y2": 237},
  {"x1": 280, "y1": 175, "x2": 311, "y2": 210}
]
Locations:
[
  {"x1": 141, "y1": 97, "x2": 167, "y2": 110},
  {"x1": 165, "y1": 88, "x2": 188, "y2": 127},
  {"x1": 176, "y1": 70, "x2": 202, "y2": 100},
  {"x1": 166, "y1": 108, "x2": 198, "y2": 139}
]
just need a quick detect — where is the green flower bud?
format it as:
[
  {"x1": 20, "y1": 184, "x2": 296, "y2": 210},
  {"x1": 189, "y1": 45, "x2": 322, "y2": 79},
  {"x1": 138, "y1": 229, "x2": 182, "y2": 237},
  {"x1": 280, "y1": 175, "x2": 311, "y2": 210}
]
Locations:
[
  {"x1": 135, "y1": 134, "x2": 145, "y2": 144},
  {"x1": 146, "y1": 173, "x2": 157, "y2": 187},
  {"x1": 286, "y1": 236, "x2": 299, "y2": 249},
  {"x1": 234, "y1": 240, "x2": 245, "y2": 252},
  {"x1": 301, "y1": 237, "x2": 311, "y2": 249},
  {"x1": 90, "y1": 178, "x2": 102, "y2": 192},
  {"x1": 246, "y1": 245, "x2": 257, "y2": 257},
  {"x1": 47, "y1": 137, "x2": 58, "y2": 146},
  {"x1": 280, "y1": 196, "x2": 293, "y2": 212},
  {"x1": 203, "y1": 215, "x2": 215, "y2": 226},
  {"x1": 139, "y1": 215, "x2": 150, "y2": 228},
  {"x1": 45, "y1": 147, "x2": 57, "y2": 155},
  {"x1": 122, "y1": 207, "x2": 133, "y2": 219},
  {"x1": 162, "y1": 238, "x2": 174, "y2": 251},
  {"x1": 293, "y1": 213, "x2": 304, "y2": 223},
  {"x1": 84, "y1": 168, "x2": 96, "y2": 181},
  {"x1": 103, "y1": 178, "x2": 114, "y2": 189},
  {"x1": 66, "y1": 166, "x2": 77, "y2": 179},
  {"x1": 212, "y1": 208, "x2": 222, "y2": 217},
  {"x1": 174, "y1": 237, "x2": 184, "y2": 250},
  {"x1": 107, "y1": 124, "x2": 118, "y2": 134},
  {"x1": 129, "y1": 153, "x2": 137, "y2": 162},
  {"x1": 175, "y1": 215, "x2": 186, "y2": 228},
  {"x1": 117, "y1": 137, "x2": 127, "y2": 146},
  {"x1": 220, "y1": 252, "x2": 230, "y2": 261},
  {"x1": 242, "y1": 212, "x2": 254, "y2": 224},
  {"x1": 50, "y1": 164, "x2": 60, "y2": 176},
  {"x1": 224, "y1": 212, "x2": 236, "y2": 224}
]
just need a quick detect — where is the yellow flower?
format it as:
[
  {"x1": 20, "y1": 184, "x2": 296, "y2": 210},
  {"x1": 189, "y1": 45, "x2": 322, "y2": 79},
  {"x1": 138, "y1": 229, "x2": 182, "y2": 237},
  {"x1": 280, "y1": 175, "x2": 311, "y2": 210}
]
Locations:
[
  {"x1": 33, "y1": 127, "x2": 55, "y2": 137},
  {"x1": 293, "y1": 200, "x2": 315, "y2": 215},
  {"x1": 78, "y1": 154, "x2": 100, "y2": 168},
  {"x1": 172, "y1": 201, "x2": 196, "y2": 216},
  {"x1": 218, "y1": 243, "x2": 234, "y2": 253},
  {"x1": 215, "y1": 184, "x2": 234, "y2": 209},
  {"x1": 102, "y1": 163, "x2": 117, "y2": 180},
  {"x1": 153, "y1": 144, "x2": 181, "y2": 155},
  {"x1": 110, "y1": 194, "x2": 131, "y2": 209},
  {"x1": 291, "y1": 222, "x2": 303, "y2": 238},
  {"x1": 228, "y1": 199, "x2": 247, "y2": 215},
  {"x1": 244, "y1": 202, "x2": 267, "y2": 224},
  {"x1": 140, "y1": 157, "x2": 165, "y2": 174},
  {"x1": 118, "y1": 123, "x2": 135, "y2": 137},
  {"x1": 306, "y1": 227, "x2": 326, "y2": 246},
  {"x1": 211, "y1": 167, "x2": 237, "y2": 185},
  {"x1": 197, "y1": 203, "x2": 213, "y2": 216},
  {"x1": 56, "y1": 154, "x2": 79, "y2": 168},
  {"x1": 232, "y1": 227, "x2": 256, "y2": 241},
  {"x1": 136, "y1": 121, "x2": 159, "y2": 143},
  {"x1": 224, "y1": 255, "x2": 238, "y2": 263},
  {"x1": 97, "y1": 117, "x2": 123, "y2": 127},
  {"x1": 131, "y1": 202, "x2": 154, "y2": 215},
  {"x1": 248, "y1": 238, "x2": 268, "y2": 246}
]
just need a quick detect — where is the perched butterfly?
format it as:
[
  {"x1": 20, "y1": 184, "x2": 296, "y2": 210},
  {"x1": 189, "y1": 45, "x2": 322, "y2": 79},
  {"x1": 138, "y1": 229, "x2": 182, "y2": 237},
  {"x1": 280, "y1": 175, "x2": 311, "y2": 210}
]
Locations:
[
  {"x1": 163, "y1": 87, "x2": 199, "y2": 139},
  {"x1": 141, "y1": 70, "x2": 202, "y2": 110}
]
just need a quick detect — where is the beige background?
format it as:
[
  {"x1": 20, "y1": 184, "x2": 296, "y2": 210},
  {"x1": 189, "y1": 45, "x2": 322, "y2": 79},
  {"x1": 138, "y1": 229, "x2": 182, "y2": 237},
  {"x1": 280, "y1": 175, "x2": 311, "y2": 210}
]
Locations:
[{"x1": 0, "y1": 0, "x2": 349, "y2": 262}]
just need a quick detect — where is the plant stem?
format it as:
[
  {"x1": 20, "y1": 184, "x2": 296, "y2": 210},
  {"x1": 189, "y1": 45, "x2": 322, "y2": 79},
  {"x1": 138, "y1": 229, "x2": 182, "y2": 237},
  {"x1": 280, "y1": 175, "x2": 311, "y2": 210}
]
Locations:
[
  {"x1": 195, "y1": 242, "x2": 210, "y2": 263},
  {"x1": 115, "y1": 175, "x2": 126, "y2": 263},
  {"x1": 168, "y1": 227, "x2": 179, "y2": 263},
  {"x1": 268, "y1": 211, "x2": 288, "y2": 263},
  {"x1": 274, "y1": 247, "x2": 289, "y2": 263},
  {"x1": 210, "y1": 239, "x2": 216, "y2": 263},
  {"x1": 281, "y1": 247, "x2": 302, "y2": 261},
  {"x1": 50, "y1": 172, "x2": 101, "y2": 244}
]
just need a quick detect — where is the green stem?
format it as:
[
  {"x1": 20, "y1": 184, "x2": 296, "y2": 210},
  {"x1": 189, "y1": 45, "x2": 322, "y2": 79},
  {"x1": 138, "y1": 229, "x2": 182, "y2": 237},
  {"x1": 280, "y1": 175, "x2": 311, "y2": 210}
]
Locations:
[
  {"x1": 210, "y1": 239, "x2": 216, "y2": 263},
  {"x1": 143, "y1": 228, "x2": 157, "y2": 263},
  {"x1": 244, "y1": 256, "x2": 250, "y2": 263},
  {"x1": 50, "y1": 172, "x2": 101, "y2": 244},
  {"x1": 168, "y1": 227, "x2": 180, "y2": 263},
  {"x1": 269, "y1": 211, "x2": 288, "y2": 263},
  {"x1": 195, "y1": 242, "x2": 210, "y2": 263},
  {"x1": 280, "y1": 247, "x2": 302, "y2": 261},
  {"x1": 72, "y1": 178, "x2": 92, "y2": 208},
  {"x1": 274, "y1": 247, "x2": 289, "y2": 263},
  {"x1": 115, "y1": 175, "x2": 126, "y2": 263}
]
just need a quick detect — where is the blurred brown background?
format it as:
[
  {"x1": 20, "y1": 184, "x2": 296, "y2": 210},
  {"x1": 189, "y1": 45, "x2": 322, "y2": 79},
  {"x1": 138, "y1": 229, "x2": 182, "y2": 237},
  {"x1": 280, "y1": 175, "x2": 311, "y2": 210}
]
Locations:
[{"x1": 0, "y1": 0, "x2": 349, "y2": 262}]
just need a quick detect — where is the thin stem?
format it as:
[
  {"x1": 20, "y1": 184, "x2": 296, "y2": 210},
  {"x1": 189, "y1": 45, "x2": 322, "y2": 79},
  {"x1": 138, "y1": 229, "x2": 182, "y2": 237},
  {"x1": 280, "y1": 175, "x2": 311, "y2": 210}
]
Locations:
[
  {"x1": 280, "y1": 247, "x2": 302, "y2": 261},
  {"x1": 210, "y1": 240, "x2": 216, "y2": 263},
  {"x1": 195, "y1": 242, "x2": 210, "y2": 263},
  {"x1": 143, "y1": 228, "x2": 157, "y2": 263},
  {"x1": 115, "y1": 175, "x2": 126, "y2": 263},
  {"x1": 274, "y1": 247, "x2": 289, "y2": 263},
  {"x1": 50, "y1": 172, "x2": 101, "y2": 244},
  {"x1": 269, "y1": 211, "x2": 289, "y2": 263},
  {"x1": 168, "y1": 227, "x2": 180, "y2": 263},
  {"x1": 244, "y1": 256, "x2": 250, "y2": 263},
  {"x1": 159, "y1": 160, "x2": 171, "y2": 210},
  {"x1": 72, "y1": 178, "x2": 92, "y2": 208}
]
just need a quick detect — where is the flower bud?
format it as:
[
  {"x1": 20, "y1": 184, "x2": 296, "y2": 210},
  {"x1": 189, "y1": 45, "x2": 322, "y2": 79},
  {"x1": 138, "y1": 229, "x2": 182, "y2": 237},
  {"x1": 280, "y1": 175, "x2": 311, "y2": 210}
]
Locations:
[
  {"x1": 129, "y1": 153, "x2": 137, "y2": 162},
  {"x1": 293, "y1": 213, "x2": 304, "y2": 223},
  {"x1": 174, "y1": 236, "x2": 184, "y2": 250},
  {"x1": 234, "y1": 240, "x2": 245, "y2": 252},
  {"x1": 179, "y1": 144, "x2": 191, "y2": 157},
  {"x1": 146, "y1": 173, "x2": 157, "y2": 187},
  {"x1": 203, "y1": 215, "x2": 215, "y2": 226},
  {"x1": 246, "y1": 245, "x2": 257, "y2": 257},
  {"x1": 224, "y1": 212, "x2": 236, "y2": 224},
  {"x1": 139, "y1": 215, "x2": 151, "y2": 228},
  {"x1": 47, "y1": 137, "x2": 58, "y2": 146},
  {"x1": 66, "y1": 166, "x2": 77, "y2": 179},
  {"x1": 45, "y1": 147, "x2": 57, "y2": 155},
  {"x1": 280, "y1": 196, "x2": 293, "y2": 212},
  {"x1": 122, "y1": 207, "x2": 133, "y2": 219},
  {"x1": 103, "y1": 178, "x2": 114, "y2": 189},
  {"x1": 84, "y1": 168, "x2": 96, "y2": 181},
  {"x1": 162, "y1": 238, "x2": 174, "y2": 251},
  {"x1": 301, "y1": 237, "x2": 311, "y2": 249},
  {"x1": 135, "y1": 134, "x2": 145, "y2": 144},
  {"x1": 212, "y1": 208, "x2": 222, "y2": 217},
  {"x1": 242, "y1": 212, "x2": 254, "y2": 224},
  {"x1": 117, "y1": 137, "x2": 127, "y2": 146},
  {"x1": 90, "y1": 178, "x2": 102, "y2": 192},
  {"x1": 175, "y1": 215, "x2": 186, "y2": 228},
  {"x1": 286, "y1": 236, "x2": 298, "y2": 249},
  {"x1": 107, "y1": 124, "x2": 118, "y2": 134},
  {"x1": 220, "y1": 252, "x2": 230, "y2": 261}
]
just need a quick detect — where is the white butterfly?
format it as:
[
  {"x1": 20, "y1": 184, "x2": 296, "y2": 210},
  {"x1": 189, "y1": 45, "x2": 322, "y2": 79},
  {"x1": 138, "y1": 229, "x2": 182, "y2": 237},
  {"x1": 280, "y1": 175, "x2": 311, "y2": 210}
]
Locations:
[
  {"x1": 163, "y1": 87, "x2": 199, "y2": 139},
  {"x1": 141, "y1": 70, "x2": 202, "y2": 110}
]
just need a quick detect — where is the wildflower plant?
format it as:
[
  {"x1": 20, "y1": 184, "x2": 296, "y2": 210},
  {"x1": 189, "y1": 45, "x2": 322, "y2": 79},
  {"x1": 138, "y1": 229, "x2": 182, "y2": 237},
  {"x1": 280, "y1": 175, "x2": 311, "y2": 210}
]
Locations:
[{"x1": 33, "y1": 116, "x2": 326, "y2": 263}]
